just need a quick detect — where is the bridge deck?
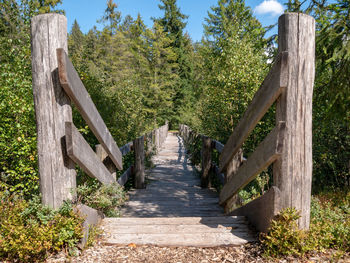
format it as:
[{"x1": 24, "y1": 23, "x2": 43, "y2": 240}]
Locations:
[{"x1": 101, "y1": 133, "x2": 256, "y2": 246}]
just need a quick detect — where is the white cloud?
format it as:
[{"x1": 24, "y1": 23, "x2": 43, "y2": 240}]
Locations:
[{"x1": 254, "y1": 0, "x2": 284, "y2": 16}]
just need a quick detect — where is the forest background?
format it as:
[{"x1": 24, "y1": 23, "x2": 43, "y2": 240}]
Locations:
[{"x1": 0, "y1": 0, "x2": 349, "y2": 203}]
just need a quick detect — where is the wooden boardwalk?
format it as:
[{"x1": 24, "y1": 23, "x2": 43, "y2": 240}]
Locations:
[{"x1": 101, "y1": 133, "x2": 256, "y2": 246}]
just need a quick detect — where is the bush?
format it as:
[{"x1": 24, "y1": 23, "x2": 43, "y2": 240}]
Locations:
[
  {"x1": 261, "y1": 208, "x2": 307, "y2": 257},
  {"x1": 261, "y1": 193, "x2": 350, "y2": 258},
  {"x1": 0, "y1": 191, "x2": 84, "y2": 262},
  {"x1": 76, "y1": 181, "x2": 126, "y2": 217},
  {"x1": 308, "y1": 194, "x2": 350, "y2": 252},
  {"x1": 0, "y1": 37, "x2": 39, "y2": 197}
]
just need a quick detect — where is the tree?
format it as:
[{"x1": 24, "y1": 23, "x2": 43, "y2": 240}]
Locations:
[
  {"x1": 99, "y1": 0, "x2": 121, "y2": 35},
  {"x1": 154, "y1": 0, "x2": 195, "y2": 126},
  {"x1": 68, "y1": 20, "x2": 85, "y2": 67},
  {"x1": 0, "y1": 0, "x2": 63, "y2": 197},
  {"x1": 204, "y1": 0, "x2": 265, "y2": 49},
  {"x1": 284, "y1": 0, "x2": 349, "y2": 190}
]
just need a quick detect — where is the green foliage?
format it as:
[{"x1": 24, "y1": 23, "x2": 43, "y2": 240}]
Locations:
[
  {"x1": 76, "y1": 182, "x2": 127, "y2": 217},
  {"x1": 261, "y1": 193, "x2": 350, "y2": 258},
  {"x1": 0, "y1": 36, "x2": 38, "y2": 197},
  {"x1": 308, "y1": 194, "x2": 350, "y2": 252},
  {"x1": 183, "y1": 133, "x2": 202, "y2": 166},
  {"x1": 0, "y1": 191, "x2": 83, "y2": 262},
  {"x1": 261, "y1": 208, "x2": 308, "y2": 257},
  {"x1": 311, "y1": 0, "x2": 350, "y2": 191},
  {"x1": 0, "y1": 0, "x2": 64, "y2": 197},
  {"x1": 154, "y1": 0, "x2": 195, "y2": 127},
  {"x1": 198, "y1": 0, "x2": 267, "y2": 143},
  {"x1": 287, "y1": 0, "x2": 350, "y2": 191}
]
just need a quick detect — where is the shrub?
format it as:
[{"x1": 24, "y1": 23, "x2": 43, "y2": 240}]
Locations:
[
  {"x1": 308, "y1": 195, "x2": 350, "y2": 252},
  {"x1": 261, "y1": 208, "x2": 308, "y2": 257},
  {"x1": 76, "y1": 181, "x2": 127, "y2": 217},
  {"x1": 0, "y1": 191, "x2": 84, "y2": 262},
  {"x1": 261, "y1": 193, "x2": 350, "y2": 258},
  {"x1": 0, "y1": 37, "x2": 39, "y2": 197}
]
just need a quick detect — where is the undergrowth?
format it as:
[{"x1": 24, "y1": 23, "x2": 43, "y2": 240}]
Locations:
[
  {"x1": 0, "y1": 191, "x2": 84, "y2": 262},
  {"x1": 76, "y1": 181, "x2": 127, "y2": 217},
  {"x1": 261, "y1": 191, "x2": 350, "y2": 259}
]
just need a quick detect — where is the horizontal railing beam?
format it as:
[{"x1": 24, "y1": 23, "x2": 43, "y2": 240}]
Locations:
[
  {"x1": 229, "y1": 186, "x2": 281, "y2": 232},
  {"x1": 119, "y1": 142, "x2": 133, "y2": 156},
  {"x1": 219, "y1": 52, "x2": 288, "y2": 172},
  {"x1": 212, "y1": 140, "x2": 224, "y2": 153},
  {"x1": 65, "y1": 122, "x2": 115, "y2": 185},
  {"x1": 219, "y1": 121, "x2": 286, "y2": 205},
  {"x1": 211, "y1": 163, "x2": 225, "y2": 185},
  {"x1": 117, "y1": 166, "x2": 133, "y2": 186},
  {"x1": 57, "y1": 48, "x2": 123, "y2": 170}
]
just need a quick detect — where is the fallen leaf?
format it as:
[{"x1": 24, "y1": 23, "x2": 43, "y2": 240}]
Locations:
[{"x1": 127, "y1": 243, "x2": 136, "y2": 248}]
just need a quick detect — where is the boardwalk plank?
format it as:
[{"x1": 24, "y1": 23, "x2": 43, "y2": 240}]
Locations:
[{"x1": 101, "y1": 133, "x2": 256, "y2": 246}]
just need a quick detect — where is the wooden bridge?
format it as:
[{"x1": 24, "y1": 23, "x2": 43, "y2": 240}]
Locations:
[
  {"x1": 102, "y1": 133, "x2": 255, "y2": 246},
  {"x1": 30, "y1": 12, "x2": 315, "y2": 247}
]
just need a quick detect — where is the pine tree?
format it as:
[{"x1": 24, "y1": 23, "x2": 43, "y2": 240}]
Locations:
[
  {"x1": 68, "y1": 20, "x2": 85, "y2": 67},
  {"x1": 99, "y1": 0, "x2": 121, "y2": 35},
  {"x1": 204, "y1": 0, "x2": 264, "y2": 48},
  {"x1": 154, "y1": 0, "x2": 195, "y2": 126}
]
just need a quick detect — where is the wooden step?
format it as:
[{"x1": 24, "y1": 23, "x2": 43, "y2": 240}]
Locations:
[
  {"x1": 101, "y1": 216, "x2": 256, "y2": 247},
  {"x1": 110, "y1": 133, "x2": 257, "y2": 246}
]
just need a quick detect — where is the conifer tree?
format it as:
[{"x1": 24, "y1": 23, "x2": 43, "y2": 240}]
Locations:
[
  {"x1": 68, "y1": 20, "x2": 85, "y2": 67},
  {"x1": 154, "y1": 0, "x2": 195, "y2": 126}
]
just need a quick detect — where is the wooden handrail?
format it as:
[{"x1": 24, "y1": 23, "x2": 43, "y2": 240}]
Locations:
[
  {"x1": 57, "y1": 48, "x2": 123, "y2": 170},
  {"x1": 219, "y1": 51, "x2": 289, "y2": 173},
  {"x1": 219, "y1": 122, "x2": 286, "y2": 204},
  {"x1": 65, "y1": 122, "x2": 115, "y2": 184},
  {"x1": 31, "y1": 13, "x2": 170, "y2": 207},
  {"x1": 96, "y1": 123, "x2": 169, "y2": 188},
  {"x1": 179, "y1": 13, "x2": 315, "y2": 233}
]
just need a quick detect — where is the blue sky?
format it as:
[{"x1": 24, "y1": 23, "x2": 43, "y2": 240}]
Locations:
[{"x1": 57, "y1": 0, "x2": 289, "y2": 41}]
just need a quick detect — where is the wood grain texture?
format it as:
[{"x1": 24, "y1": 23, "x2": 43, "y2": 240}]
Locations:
[
  {"x1": 65, "y1": 122, "x2": 115, "y2": 184},
  {"x1": 219, "y1": 51, "x2": 289, "y2": 173},
  {"x1": 133, "y1": 136, "x2": 145, "y2": 189},
  {"x1": 274, "y1": 13, "x2": 315, "y2": 229},
  {"x1": 56, "y1": 48, "x2": 123, "y2": 170},
  {"x1": 117, "y1": 166, "x2": 133, "y2": 186},
  {"x1": 212, "y1": 163, "x2": 225, "y2": 185},
  {"x1": 219, "y1": 122, "x2": 286, "y2": 205},
  {"x1": 224, "y1": 149, "x2": 244, "y2": 213},
  {"x1": 122, "y1": 133, "x2": 225, "y2": 217},
  {"x1": 119, "y1": 141, "x2": 133, "y2": 156},
  {"x1": 201, "y1": 136, "x2": 212, "y2": 188},
  {"x1": 230, "y1": 186, "x2": 281, "y2": 232},
  {"x1": 31, "y1": 14, "x2": 76, "y2": 209},
  {"x1": 103, "y1": 232, "x2": 255, "y2": 247},
  {"x1": 96, "y1": 144, "x2": 116, "y2": 181}
]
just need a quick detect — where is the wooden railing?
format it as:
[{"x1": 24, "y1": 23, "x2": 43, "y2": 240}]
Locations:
[
  {"x1": 96, "y1": 123, "x2": 168, "y2": 188},
  {"x1": 180, "y1": 12, "x2": 315, "y2": 232},
  {"x1": 30, "y1": 14, "x2": 168, "y2": 209}
]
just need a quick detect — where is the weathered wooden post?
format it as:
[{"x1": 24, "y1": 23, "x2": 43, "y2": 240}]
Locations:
[
  {"x1": 201, "y1": 136, "x2": 212, "y2": 188},
  {"x1": 133, "y1": 136, "x2": 145, "y2": 189},
  {"x1": 145, "y1": 132, "x2": 153, "y2": 155},
  {"x1": 223, "y1": 149, "x2": 243, "y2": 213},
  {"x1": 274, "y1": 13, "x2": 315, "y2": 229},
  {"x1": 31, "y1": 14, "x2": 76, "y2": 209},
  {"x1": 155, "y1": 128, "x2": 160, "y2": 152}
]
